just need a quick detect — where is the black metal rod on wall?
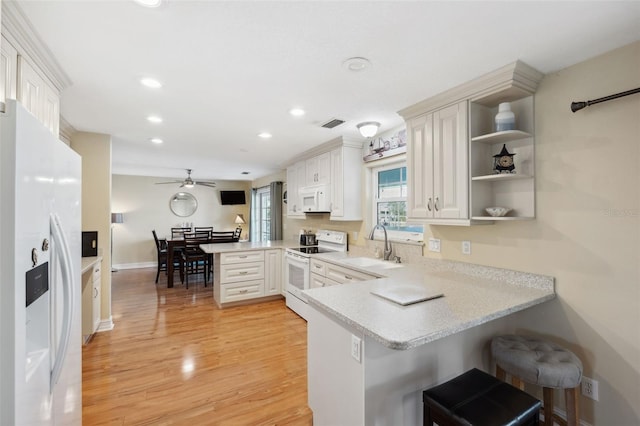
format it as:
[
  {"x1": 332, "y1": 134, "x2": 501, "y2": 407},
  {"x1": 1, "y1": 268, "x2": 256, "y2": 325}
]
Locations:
[{"x1": 571, "y1": 87, "x2": 640, "y2": 112}]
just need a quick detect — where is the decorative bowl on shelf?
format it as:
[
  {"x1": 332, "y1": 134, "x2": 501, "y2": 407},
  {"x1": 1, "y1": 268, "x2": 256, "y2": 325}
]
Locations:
[{"x1": 485, "y1": 207, "x2": 512, "y2": 217}]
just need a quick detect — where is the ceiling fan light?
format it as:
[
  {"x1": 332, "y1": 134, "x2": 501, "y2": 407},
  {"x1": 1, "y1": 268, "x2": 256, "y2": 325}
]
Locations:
[
  {"x1": 183, "y1": 183, "x2": 194, "y2": 188},
  {"x1": 357, "y1": 121, "x2": 380, "y2": 138}
]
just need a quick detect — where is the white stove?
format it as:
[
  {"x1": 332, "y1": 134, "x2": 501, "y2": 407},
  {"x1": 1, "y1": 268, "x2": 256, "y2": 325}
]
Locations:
[{"x1": 284, "y1": 230, "x2": 347, "y2": 320}]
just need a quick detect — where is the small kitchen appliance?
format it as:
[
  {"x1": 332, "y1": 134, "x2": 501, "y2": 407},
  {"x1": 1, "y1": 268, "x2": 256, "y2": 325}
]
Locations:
[{"x1": 299, "y1": 232, "x2": 317, "y2": 246}]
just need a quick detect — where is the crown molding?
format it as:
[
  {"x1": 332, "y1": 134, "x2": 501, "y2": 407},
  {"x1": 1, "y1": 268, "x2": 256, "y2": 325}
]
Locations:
[
  {"x1": 283, "y1": 136, "x2": 363, "y2": 168},
  {"x1": 1, "y1": 1, "x2": 72, "y2": 91},
  {"x1": 59, "y1": 115, "x2": 76, "y2": 144}
]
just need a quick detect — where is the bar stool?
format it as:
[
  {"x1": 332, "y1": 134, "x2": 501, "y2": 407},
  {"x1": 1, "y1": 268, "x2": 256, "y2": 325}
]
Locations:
[
  {"x1": 491, "y1": 335, "x2": 583, "y2": 426},
  {"x1": 423, "y1": 368, "x2": 541, "y2": 426}
]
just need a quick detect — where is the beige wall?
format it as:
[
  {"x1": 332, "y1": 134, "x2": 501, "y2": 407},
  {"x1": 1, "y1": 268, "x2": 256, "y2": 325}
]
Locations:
[
  {"x1": 111, "y1": 174, "x2": 251, "y2": 267},
  {"x1": 276, "y1": 42, "x2": 640, "y2": 424},
  {"x1": 424, "y1": 43, "x2": 638, "y2": 424},
  {"x1": 70, "y1": 131, "x2": 113, "y2": 325}
]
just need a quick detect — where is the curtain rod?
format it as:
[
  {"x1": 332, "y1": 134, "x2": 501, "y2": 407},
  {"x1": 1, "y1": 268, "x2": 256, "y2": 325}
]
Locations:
[{"x1": 571, "y1": 87, "x2": 640, "y2": 112}]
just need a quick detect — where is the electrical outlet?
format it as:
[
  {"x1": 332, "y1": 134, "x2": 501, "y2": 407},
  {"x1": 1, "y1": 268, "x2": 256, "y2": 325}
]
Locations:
[
  {"x1": 428, "y1": 238, "x2": 441, "y2": 253},
  {"x1": 351, "y1": 335, "x2": 362, "y2": 363},
  {"x1": 462, "y1": 240, "x2": 471, "y2": 255},
  {"x1": 581, "y1": 376, "x2": 599, "y2": 401}
]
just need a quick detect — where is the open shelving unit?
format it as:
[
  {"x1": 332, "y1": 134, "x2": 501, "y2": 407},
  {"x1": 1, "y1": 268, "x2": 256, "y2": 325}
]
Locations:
[{"x1": 469, "y1": 95, "x2": 536, "y2": 222}]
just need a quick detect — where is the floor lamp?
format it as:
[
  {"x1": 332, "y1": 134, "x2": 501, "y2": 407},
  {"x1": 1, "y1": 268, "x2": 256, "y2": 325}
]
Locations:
[{"x1": 111, "y1": 212, "x2": 124, "y2": 272}]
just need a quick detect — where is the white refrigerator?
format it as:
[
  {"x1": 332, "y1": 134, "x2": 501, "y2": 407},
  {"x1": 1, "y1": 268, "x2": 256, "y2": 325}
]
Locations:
[{"x1": 1, "y1": 99, "x2": 82, "y2": 425}]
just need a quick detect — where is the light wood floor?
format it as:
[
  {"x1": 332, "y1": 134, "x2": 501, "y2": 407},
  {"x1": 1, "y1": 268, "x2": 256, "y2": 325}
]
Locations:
[{"x1": 82, "y1": 268, "x2": 313, "y2": 425}]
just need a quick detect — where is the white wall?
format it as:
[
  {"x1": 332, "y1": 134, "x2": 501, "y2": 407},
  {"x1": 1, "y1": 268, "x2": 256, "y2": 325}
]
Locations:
[{"x1": 111, "y1": 174, "x2": 251, "y2": 268}]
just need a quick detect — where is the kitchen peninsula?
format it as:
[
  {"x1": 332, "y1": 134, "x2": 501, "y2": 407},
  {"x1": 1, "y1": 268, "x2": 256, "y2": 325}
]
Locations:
[
  {"x1": 200, "y1": 240, "x2": 293, "y2": 308},
  {"x1": 304, "y1": 252, "x2": 554, "y2": 426}
]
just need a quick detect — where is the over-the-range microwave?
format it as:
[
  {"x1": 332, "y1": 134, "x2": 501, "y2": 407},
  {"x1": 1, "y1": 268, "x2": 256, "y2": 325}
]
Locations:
[{"x1": 299, "y1": 184, "x2": 330, "y2": 213}]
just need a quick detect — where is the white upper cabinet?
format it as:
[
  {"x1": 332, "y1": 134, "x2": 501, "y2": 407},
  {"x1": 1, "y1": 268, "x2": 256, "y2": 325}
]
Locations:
[
  {"x1": 1, "y1": 35, "x2": 18, "y2": 109},
  {"x1": 286, "y1": 161, "x2": 305, "y2": 217},
  {"x1": 407, "y1": 100, "x2": 468, "y2": 224},
  {"x1": 17, "y1": 56, "x2": 60, "y2": 136},
  {"x1": 400, "y1": 60, "x2": 543, "y2": 226},
  {"x1": 286, "y1": 137, "x2": 363, "y2": 221},
  {"x1": 305, "y1": 152, "x2": 331, "y2": 186},
  {"x1": 329, "y1": 144, "x2": 362, "y2": 221}
]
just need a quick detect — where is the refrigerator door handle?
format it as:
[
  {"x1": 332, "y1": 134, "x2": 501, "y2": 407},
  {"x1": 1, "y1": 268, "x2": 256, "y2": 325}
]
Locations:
[{"x1": 49, "y1": 213, "x2": 75, "y2": 392}]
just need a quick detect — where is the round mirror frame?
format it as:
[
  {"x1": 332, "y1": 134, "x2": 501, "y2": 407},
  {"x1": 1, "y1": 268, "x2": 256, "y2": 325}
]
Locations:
[{"x1": 170, "y1": 192, "x2": 198, "y2": 217}]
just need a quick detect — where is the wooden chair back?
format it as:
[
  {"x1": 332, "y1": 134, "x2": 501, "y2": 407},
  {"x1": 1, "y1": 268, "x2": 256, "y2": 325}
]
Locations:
[{"x1": 171, "y1": 227, "x2": 192, "y2": 239}]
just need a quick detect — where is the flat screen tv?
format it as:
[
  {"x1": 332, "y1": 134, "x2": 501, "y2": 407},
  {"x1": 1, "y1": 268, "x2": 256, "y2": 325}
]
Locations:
[{"x1": 220, "y1": 190, "x2": 246, "y2": 205}]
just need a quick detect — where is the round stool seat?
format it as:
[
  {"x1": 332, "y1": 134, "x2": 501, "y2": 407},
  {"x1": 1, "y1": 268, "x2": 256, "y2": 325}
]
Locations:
[{"x1": 491, "y1": 335, "x2": 583, "y2": 389}]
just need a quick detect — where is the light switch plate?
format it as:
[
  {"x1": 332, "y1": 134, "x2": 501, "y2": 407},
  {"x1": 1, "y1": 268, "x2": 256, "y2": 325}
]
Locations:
[
  {"x1": 462, "y1": 241, "x2": 471, "y2": 255},
  {"x1": 428, "y1": 238, "x2": 441, "y2": 253},
  {"x1": 351, "y1": 334, "x2": 362, "y2": 363}
]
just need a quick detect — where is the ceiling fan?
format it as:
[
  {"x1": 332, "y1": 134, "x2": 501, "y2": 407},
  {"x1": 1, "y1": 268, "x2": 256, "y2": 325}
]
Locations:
[{"x1": 155, "y1": 169, "x2": 216, "y2": 188}]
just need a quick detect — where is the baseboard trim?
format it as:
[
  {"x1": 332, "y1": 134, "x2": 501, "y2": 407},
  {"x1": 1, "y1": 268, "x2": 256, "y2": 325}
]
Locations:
[
  {"x1": 96, "y1": 316, "x2": 114, "y2": 332},
  {"x1": 540, "y1": 406, "x2": 593, "y2": 426},
  {"x1": 112, "y1": 262, "x2": 155, "y2": 270}
]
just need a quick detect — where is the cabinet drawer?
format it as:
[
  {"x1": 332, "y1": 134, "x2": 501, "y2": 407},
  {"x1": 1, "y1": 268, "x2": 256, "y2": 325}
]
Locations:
[
  {"x1": 221, "y1": 280, "x2": 265, "y2": 303},
  {"x1": 220, "y1": 262, "x2": 265, "y2": 283},
  {"x1": 325, "y1": 263, "x2": 377, "y2": 284},
  {"x1": 221, "y1": 250, "x2": 265, "y2": 264},
  {"x1": 310, "y1": 259, "x2": 327, "y2": 276}
]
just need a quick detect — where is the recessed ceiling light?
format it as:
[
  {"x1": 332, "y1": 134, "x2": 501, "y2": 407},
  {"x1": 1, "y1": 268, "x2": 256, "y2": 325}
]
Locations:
[
  {"x1": 258, "y1": 132, "x2": 272, "y2": 139},
  {"x1": 150, "y1": 138, "x2": 163, "y2": 144},
  {"x1": 147, "y1": 115, "x2": 163, "y2": 123},
  {"x1": 289, "y1": 108, "x2": 305, "y2": 117},
  {"x1": 342, "y1": 57, "x2": 371, "y2": 72},
  {"x1": 140, "y1": 77, "x2": 162, "y2": 88},
  {"x1": 133, "y1": 0, "x2": 162, "y2": 8}
]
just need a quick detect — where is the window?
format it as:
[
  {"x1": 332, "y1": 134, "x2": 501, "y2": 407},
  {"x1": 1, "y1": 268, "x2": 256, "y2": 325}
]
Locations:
[
  {"x1": 251, "y1": 186, "x2": 271, "y2": 242},
  {"x1": 372, "y1": 163, "x2": 423, "y2": 241}
]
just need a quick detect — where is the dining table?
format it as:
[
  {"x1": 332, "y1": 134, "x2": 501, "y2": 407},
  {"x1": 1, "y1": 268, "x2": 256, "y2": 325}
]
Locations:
[{"x1": 165, "y1": 233, "x2": 238, "y2": 288}]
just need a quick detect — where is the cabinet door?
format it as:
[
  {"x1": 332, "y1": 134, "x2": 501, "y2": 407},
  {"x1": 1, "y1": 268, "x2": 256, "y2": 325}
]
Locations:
[
  {"x1": 287, "y1": 161, "x2": 306, "y2": 217},
  {"x1": 42, "y1": 82, "x2": 60, "y2": 137},
  {"x1": 407, "y1": 113, "x2": 434, "y2": 219},
  {"x1": 305, "y1": 153, "x2": 330, "y2": 185},
  {"x1": 17, "y1": 56, "x2": 43, "y2": 119},
  {"x1": 1, "y1": 36, "x2": 18, "y2": 106},
  {"x1": 310, "y1": 273, "x2": 326, "y2": 289},
  {"x1": 433, "y1": 101, "x2": 468, "y2": 219},
  {"x1": 264, "y1": 249, "x2": 282, "y2": 296},
  {"x1": 329, "y1": 148, "x2": 344, "y2": 217}
]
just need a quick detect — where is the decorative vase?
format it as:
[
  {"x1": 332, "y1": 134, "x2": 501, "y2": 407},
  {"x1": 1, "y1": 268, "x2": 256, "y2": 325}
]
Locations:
[{"x1": 495, "y1": 102, "x2": 515, "y2": 132}]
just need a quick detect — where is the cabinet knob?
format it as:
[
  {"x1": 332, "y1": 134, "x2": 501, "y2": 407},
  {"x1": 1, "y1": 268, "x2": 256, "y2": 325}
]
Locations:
[
  {"x1": 434, "y1": 197, "x2": 440, "y2": 212},
  {"x1": 344, "y1": 275, "x2": 352, "y2": 280},
  {"x1": 427, "y1": 198, "x2": 433, "y2": 212}
]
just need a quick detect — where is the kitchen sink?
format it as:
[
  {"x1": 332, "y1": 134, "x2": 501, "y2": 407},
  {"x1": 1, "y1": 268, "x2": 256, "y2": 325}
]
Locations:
[{"x1": 341, "y1": 257, "x2": 404, "y2": 269}]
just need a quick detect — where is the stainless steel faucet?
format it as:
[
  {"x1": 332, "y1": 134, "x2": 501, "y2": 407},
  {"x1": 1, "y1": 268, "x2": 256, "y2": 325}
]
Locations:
[{"x1": 369, "y1": 224, "x2": 392, "y2": 261}]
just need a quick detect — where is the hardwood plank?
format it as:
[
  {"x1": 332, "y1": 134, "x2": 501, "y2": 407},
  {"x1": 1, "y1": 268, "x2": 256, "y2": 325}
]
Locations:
[{"x1": 83, "y1": 268, "x2": 312, "y2": 425}]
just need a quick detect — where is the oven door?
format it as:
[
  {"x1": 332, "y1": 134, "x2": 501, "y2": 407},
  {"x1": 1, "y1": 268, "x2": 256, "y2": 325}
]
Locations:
[{"x1": 284, "y1": 250, "x2": 311, "y2": 320}]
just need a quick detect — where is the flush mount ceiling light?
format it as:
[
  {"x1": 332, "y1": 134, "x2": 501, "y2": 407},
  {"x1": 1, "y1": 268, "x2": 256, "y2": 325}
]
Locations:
[
  {"x1": 133, "y1": 0, "x2": 162, "y2": 8},
  {"x1": 150, "y1": 138, "x2": 163, "y2": 144},
  {"x1": 258, "y1": 132, "x2": 272, "y2": 139},
  {"x1": 147, "y1": 115, "x2": 163, "y2": 123},
  {"x1": 140, "y1": 77, "x2": 162, "y2": 88},
  {"x1": 342, "y1": 57, "x2": 371, "y2": 72},
  {"x1": 357, "y1": 121, "x2": 380, "y2": 138},
  {"x1": 289, "y1": 108, "x2": 305, "y2": 117}
]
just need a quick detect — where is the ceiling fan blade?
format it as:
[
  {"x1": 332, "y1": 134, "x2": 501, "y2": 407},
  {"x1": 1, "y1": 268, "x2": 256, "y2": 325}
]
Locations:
[
  {"x1": 155, "y1": 181, "x2": 181, "y2": 185},
  {"x1": 196, "y1": 182, "x2": 216, "y2": 188}
]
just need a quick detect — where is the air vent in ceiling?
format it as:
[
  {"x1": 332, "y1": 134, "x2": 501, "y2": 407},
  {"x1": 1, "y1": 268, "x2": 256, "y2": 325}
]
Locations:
[{"x1": 321, "y1": 118, "x2": 345, "y2": 129}]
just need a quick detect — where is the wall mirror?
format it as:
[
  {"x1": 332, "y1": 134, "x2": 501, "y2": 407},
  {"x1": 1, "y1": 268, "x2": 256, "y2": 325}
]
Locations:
[{"x1": 170, "y1": 192, "x2": 198, "y2": 217}]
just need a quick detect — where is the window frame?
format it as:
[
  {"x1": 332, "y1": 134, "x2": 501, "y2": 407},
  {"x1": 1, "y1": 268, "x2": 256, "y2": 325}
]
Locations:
[{"x1": 368, "y1": 159, "x2": 423, "y2": 243}]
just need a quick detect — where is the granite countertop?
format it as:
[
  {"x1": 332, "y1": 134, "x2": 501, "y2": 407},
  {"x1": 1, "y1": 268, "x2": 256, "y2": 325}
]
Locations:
[
  {"x1": 305, "y1": 252, "x2": 555, "y2": 350},
  {"x1": 200, "y1": 239, "x2": 299, "y2": 254},
  {"x1": 81, "y1": 256, "x2": 102, "y2": 274}
]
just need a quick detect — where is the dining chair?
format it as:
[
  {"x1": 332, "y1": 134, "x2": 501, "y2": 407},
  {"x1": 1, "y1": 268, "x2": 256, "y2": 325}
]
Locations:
[
  {"x1": 210, "y1": 231, "x2": 238, "y2": 243},
  {"x1": 152, "y1": 230, "x2": 183, "y2": 284},
  {"x1": 194, "y1": 227, "x2": 213, "y2": 238},
  {"x1": 181, "y1": 232, "x2": 210, "y2": 288},
  {"x1": 171, "y1": 227, "x2": 192, "y2": 239}
]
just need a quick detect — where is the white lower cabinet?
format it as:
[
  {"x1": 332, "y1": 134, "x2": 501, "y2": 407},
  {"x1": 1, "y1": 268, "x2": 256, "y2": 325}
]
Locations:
[
  {"x1": 81, "y1": 260, "x2": 102, "y2": 342},
  {"x1": 214, "y1": 249, "x2": 283, "y2": 307},
  {"x1": 264, "y1": 249, "x2": 282, "y2": 296},
  {"x1": 310, "y1": 258, "x2": 378, "y2": 287}
]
